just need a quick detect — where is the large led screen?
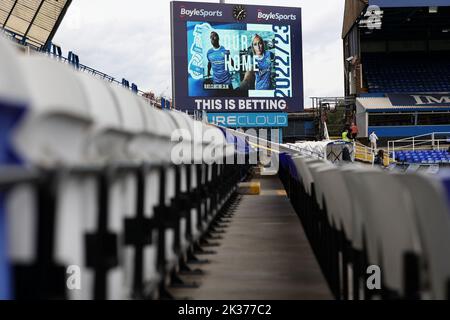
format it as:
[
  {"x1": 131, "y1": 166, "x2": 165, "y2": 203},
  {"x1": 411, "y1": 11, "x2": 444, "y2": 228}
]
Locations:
[{"x1": 171, "y1": 2, "x2": 303, "y2": 113}]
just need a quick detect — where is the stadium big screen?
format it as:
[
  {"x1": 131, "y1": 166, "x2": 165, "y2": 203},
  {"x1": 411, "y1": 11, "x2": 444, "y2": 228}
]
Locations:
[{"x1": 171, "y1": 1, "x2": 303, "y2": 114}]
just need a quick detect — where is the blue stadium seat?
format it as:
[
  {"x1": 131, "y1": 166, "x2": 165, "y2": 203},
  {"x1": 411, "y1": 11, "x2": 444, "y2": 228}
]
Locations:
[
  {"x1": 364, "y1": 53, "x2": 450, "y2": 93},
  {"x1": 395, "y1": 149, "x2": 450, "y2": 165},
  {"x1": 7, "y1": 55, "x2": 93, "y2": 300},
  {"x1": 0, "y1": 35, "x2": 30, "y2": 300}
]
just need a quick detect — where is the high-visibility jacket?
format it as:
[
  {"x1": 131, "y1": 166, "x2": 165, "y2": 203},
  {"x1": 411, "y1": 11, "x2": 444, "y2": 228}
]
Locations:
[{"x1": 342, "y1": 131, "x2": 351, "y2": 142}]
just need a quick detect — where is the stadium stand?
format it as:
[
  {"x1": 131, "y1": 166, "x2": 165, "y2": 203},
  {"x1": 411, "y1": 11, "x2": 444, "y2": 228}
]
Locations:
[
  {"x1": 0, "y1": 0, "x2": 73, "y2": 51},
  {"x1": 393, "y1": 150, "x2": 450, "y2": 164},
  {"x1": 0, "y1": 35, "x2": 253, "y2": 299},
  {"x1": 279, "y1": 151, "x2": 450, "y2": 300},
  {"x1": 344, "y1": 1, "x2": 450, "y2": 138},
  {"x1": 3, "y1": 1, "x2": 450, "y2": 301},
  {"x1": 364, "y1": 53, "x2": 450, "y2": 94}
]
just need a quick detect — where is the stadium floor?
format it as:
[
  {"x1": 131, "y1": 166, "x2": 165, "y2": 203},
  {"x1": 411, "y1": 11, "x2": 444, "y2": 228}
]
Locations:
[{"x1": 171, "y1": 175, "x2": 332, "y2": 300}]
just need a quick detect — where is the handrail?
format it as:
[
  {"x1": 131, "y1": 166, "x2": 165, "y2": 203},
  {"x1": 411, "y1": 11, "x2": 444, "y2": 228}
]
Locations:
[
  {"x1": 390, "y1": 132, "x2": 450, "y2": 144},
  {"x1": 223, "y1": 127, "x2": 326, "y2": 159},
  {"x1": 388, "y1": 132, "x2": 450, "y2": 162},
  {"x1": 2, "y1": 27, "x2": 167, "y2": 109},
  {"x1": 354, "y1": 141, "x2": 375, "y2": 165},
  {"x1": 354, "y1": 141, "x2": 393, "y2": 166}
]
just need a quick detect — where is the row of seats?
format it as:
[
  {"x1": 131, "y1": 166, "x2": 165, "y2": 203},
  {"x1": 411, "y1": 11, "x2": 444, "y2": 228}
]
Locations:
[
  {"x1": 393, "y1": 150, "x2": 450, "y2": 164},
  {"x1": 278, "y1": 152, "x2": 450, "y2": 300},
  {"x1": 0, "y1": 36, "x2": 253, "y2": 300},
  {"x1": 363, "y1": 54, "x2": 450, "y2": 93}
]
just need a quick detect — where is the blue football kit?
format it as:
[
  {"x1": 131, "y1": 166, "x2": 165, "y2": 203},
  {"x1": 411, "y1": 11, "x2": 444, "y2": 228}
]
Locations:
[
  {"x1": 207, "y1": 46, "x2": 232, "y2": 85},
  {"x1": 254, "y1": 51, "x2": 273, "y2": 90}
]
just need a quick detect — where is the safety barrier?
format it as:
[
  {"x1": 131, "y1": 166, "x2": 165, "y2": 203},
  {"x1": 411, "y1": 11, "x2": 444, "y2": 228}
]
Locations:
[{"x1": 389, "y1": 132, "x2": 450, "y2": 161}]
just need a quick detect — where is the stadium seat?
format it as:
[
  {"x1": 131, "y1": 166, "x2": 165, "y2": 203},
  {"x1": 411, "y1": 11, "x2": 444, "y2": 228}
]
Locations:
[
  {"x1": 396, "y1": 173, "x2": 450, "y2": 299},
  {"x1": 364, "y1": 53, "x2": 450, "y2": 93},
  {"x1": 348, "y1": 170, "x2": 421, "y2": 299},
  {"x1": 167, "y1": 110, "x2": 195, "y2": 251},
  {"x1": 340, "y1": 165, "x2": 374, "y2": 299},
  {"x1": 110, "y1": 85, "x2": 166, "y2": 299},
  {"x1": 0, "y1": 36, "x2": 30, "y2": 301},
  {"x1": 7, "y1": 55, "x2": 93, "y2": 300},
  {"x1": 307, "y1": 163, "x2": 341, "y2": 296},
  {"x1": 14, "y1": 56, "x2": 92, "y2": 166},
  {"x1": 0, "y1": 33, "x2": 251, "y2": 301},
  {"x1": 319, "y1": 167, "x2": 354, "y2": 299},
  {"x1": 57, "y1": 73, "x2": 128, "y2": 300},
  {"x1": 292, "y1": 157, "x2": 326, "y2": 235}
]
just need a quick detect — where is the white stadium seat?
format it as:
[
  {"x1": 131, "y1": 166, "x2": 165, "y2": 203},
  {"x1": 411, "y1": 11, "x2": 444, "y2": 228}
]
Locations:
[
  {"x1": 396, "y1": 173, "x2": 450, "y2": 299},
  {"x1": 6, "y1": 55, "x2": 95, "y2": 300},
  {"x1": 0, "y1": 35, "x2": 30, "y2": 299},
  {"x1": 14, "y1": 56, "x2": 92, "y2": 167},
  {"x1": 76, "y1": 72, "x2": 124, "y2": 164}
]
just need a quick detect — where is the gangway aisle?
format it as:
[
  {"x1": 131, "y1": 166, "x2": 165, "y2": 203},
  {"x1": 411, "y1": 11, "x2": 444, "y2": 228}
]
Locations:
[{"x1": 171, "y1": 175, "x2": 332, "y2": 300}]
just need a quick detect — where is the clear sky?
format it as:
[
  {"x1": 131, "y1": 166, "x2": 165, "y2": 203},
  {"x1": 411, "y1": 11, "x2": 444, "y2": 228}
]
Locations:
[{"x1": 53, "y1": 0, "x2": 345, "y2": 108}]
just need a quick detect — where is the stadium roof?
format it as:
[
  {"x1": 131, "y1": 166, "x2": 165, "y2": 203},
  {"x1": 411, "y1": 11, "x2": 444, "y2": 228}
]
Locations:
[
  {"x1": 343, "y1": 0, "x2": 450, "y2": 38},
  {"x1": 370, "y1": 0, "x2": 450, "y2": 8},
  {"x1": 357, "y1": 97, "x2": 450, "y2": 112},
  {"x1": 342, "y1": 0, "x2": 368, "y2": 39},
  {"x1": 0, "y1": 0, "x2": 72, "y2": 50}
]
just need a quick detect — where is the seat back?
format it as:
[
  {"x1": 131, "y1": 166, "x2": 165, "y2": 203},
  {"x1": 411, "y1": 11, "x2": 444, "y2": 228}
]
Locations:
[
  {"x1": 294, "y1": 157, "x2": 326, "y2": 196},
  {"x1": 137, "y1": 100, "x2": 171, "y2": 164},
  {"x1": 339, "y1": 167, "x2": 366, "y2": 250},
  {"x1": 6, "y1": 55, "x2": 97, "y2": 299},
  {"x1": 0, "y1": 37, "x2": 29, "y2": 299},
  {"x1": 318, "y1": 167, "x2": 353, "y2": 235},
  {"x1": 151, "y1": 110, "x2": 179, "y2": 163},
  {"x1": 201, "y1": 122, "x2": 227, "y2": 164},
  {"x1": 109, "y1": 85, "x2": 146, "y2": 162},
  {"x1": 0, "y1": 36, "x2": 28, "y2": 104},
  {"x1": 0, "y1": 36, "x2": 29, "y2": 166},
  {"x1": 397, "y1": 173, "x2": 450, "y2": 299},
  {"x1": 168, "y1": 111, "x2": 196, "y2": 165},
  {"x1": 357, "y1": 170, "x2": 420, "y2": 294},
  {"x1": 308, "y1": 163, "x2": 333, "y2": 213},
  {"x1": 14, "y1": 56, "x2": 92, "y2": 167},
  {"x1": 341, "y1": 168, "x2": 379, "y2": 256},
  {"x1": 75, "y1": 72, "x2": 123, "y2": 164}
]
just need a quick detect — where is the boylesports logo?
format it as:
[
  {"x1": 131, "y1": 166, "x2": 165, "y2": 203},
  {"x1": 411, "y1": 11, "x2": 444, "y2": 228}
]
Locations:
[
  {"x1": 257, "y1": 10, "x2": 296, "y2": 21},
  {"x1": 180, "y1": 7, "x2": 223, "y2": 18}
]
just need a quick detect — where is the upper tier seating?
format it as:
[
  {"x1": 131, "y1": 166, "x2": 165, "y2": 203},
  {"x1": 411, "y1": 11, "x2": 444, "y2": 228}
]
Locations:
[{"x1": 364, "y1": 53, "x2": 450, "y2": 93}]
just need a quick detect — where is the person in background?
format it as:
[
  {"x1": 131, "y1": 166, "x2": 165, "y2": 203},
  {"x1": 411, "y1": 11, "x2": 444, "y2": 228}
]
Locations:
[
  {"x1": 350, "y1": 122, "x2": 359, "y2": 140},
  {"x1": 207, "y1": 31, "x2": 232, "y2": 87},
  {"x1": 252, "y1": 34, "x2": 274, "y2": 90},
  {"x1": 342, "y1": 128, "x2": 351, "y2": 142},
  {"x1": 239, "y1": 34, "x2": 274, "y2": 91},
  {"x1": 374, "y1": 149, "x2": 385, "y2": 167},
  {"x1": 342, "y1": 146, "x2": 352, "y2": 162},
  {"x1": 369, "y1": 131, "x2": 379, "y2": 152}
]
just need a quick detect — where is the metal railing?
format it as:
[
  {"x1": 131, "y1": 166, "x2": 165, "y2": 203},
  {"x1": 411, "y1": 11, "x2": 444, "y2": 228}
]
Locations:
[
  {"x1": 354, "y1": 141, "x2": 375, "y2": 164},
  {"x1": 388, "y1": 132, "x2": 450, "y2": 162},
  {"x1": 2, "y1": 28, "x2": 167, "y2": 109},
  {"x1": 354, "y1": 141, "x2": 393, "y2": 166}
]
